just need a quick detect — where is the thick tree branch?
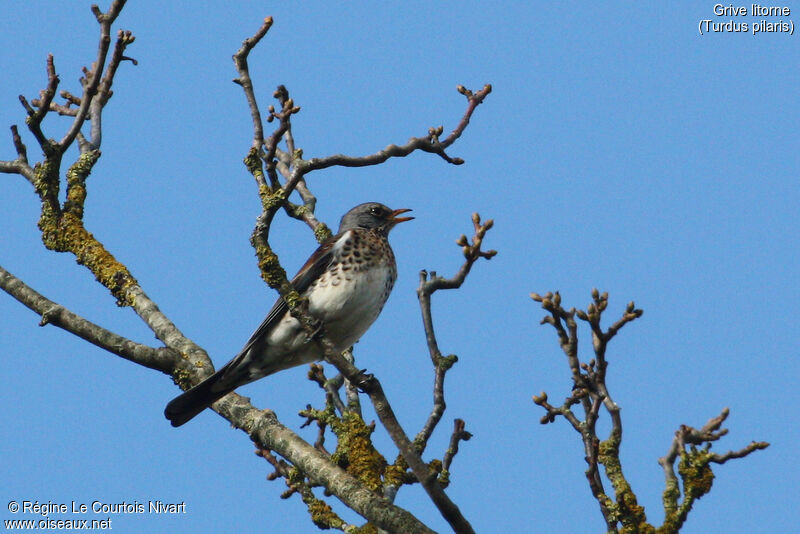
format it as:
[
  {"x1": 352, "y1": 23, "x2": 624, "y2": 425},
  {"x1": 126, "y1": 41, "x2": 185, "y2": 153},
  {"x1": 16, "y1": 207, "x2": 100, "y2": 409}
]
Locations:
[
  {"x1": 0, "y1": 264, "x2": 177, "y2": 373},
  {"x1": 200, "y1": 390, "x2": 434, "y2": 534},
  {"x1": 1, "y1": 259, "x2": 428, "y2": 533}
]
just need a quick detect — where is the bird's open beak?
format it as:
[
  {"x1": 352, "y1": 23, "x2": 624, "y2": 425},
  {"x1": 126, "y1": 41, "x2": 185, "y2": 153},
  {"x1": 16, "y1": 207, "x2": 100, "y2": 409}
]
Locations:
[{"x1": 389, "y1": 208, "x2": 414, "y2": 224}]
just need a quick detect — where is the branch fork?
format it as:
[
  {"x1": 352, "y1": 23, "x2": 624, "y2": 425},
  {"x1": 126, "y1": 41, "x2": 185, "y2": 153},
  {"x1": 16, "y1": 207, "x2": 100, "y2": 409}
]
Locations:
[{"x1": 532, "y1": 290, "x2": 769, "y2": 533}]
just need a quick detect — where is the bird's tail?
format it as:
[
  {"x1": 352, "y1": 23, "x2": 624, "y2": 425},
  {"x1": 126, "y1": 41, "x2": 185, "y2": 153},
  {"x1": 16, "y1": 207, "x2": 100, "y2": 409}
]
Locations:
[{"x1": 164, "y1": 365, "x2": 239, "y2": 427}]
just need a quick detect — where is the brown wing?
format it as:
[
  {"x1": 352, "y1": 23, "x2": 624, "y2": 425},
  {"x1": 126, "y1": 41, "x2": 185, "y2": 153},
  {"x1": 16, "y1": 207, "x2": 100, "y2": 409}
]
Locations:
[
  {"x1": 164, "y1": 231, "x2": 345, "y2": 426},
  {"x1": 222, "y1": 231, "x2": 344, "y2": 375}
]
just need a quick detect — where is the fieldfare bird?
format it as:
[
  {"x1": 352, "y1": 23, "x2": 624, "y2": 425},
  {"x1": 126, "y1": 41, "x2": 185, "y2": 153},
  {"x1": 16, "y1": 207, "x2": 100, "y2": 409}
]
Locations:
[{"x1": 164, "y1": 202, "x2": 413, "y2": 427}]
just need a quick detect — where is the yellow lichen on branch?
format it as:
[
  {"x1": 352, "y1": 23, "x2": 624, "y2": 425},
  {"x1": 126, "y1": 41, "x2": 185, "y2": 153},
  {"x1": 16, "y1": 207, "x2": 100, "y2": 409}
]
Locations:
[
  {"x1": 34, "y1": 151, "x2": 137, "y2": 306},
  {"x1": 331, "y1": 412, "x2": 386, "y2": 494},
  {"x1": 39, "y1": 212, "x2": 137, "y2": 306}
]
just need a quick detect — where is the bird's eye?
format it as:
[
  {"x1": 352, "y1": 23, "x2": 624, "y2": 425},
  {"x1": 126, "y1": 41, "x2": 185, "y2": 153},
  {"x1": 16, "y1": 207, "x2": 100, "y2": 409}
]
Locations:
[{"x1": 370, "y1": 206, "x2": 383, "y2": 216}]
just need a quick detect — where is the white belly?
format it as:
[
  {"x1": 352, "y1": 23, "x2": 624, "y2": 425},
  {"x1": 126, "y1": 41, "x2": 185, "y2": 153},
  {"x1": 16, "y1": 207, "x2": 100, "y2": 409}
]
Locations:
[
  {"x1": 246, "y1": 229, "x2": 396, "y2": 378},
  {"x1": 308, "y1": 262, "x2": 393, "y2": 350}
]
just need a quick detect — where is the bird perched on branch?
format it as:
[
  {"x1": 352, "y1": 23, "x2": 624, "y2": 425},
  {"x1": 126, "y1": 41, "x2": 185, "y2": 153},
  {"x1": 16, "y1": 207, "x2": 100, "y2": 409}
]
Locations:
[{"x1": 165, "y1": 202, "x2": 413, "y2": 427}]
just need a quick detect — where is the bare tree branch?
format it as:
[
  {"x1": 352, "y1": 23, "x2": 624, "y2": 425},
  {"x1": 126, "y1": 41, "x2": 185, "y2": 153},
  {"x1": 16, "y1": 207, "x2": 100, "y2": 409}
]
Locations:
[
  {"x1": 0, "y1": 264, "x2": 177, "y2": 373},
  {"x1": 17, "y1": 54, "x2": 59, "y2": 153},
  {"x1": 533, "y1": 291, "x2": 769, "y2": 534},
  {"x1": 656, "y1": 407, "x2": 769, "y2": 532},
  {"x1": 207, "y1": 391, "x2": 436, "y2": 534},
  {"x1": 308, "y1": 363, "x2": 347, "y2": 417},
  {"x1": 1, "y1": 271, "x2": 433, "y2": 533},
  {"x1": 86, "y1": 29, "x2": 137, "y2": 150},
  {"x1": 532, "y1": 291, "x2": 647, "y2": 532},
  {"x1": 232, "y1": 16, "x2": 273, "y2": 152},
  {"x1": 298, "y1": 84, "x2": 491, "y2": 173},
  {"x1": 0, "y1": 126, "x2": 35, "y2": 182},
  {"x1": 59, "y1": 0, "x2": 127, "y2": 152},
  {"x1": 441, "y1": 419, "x2": 472, "y2": 482},
  {"x1": 414, "y1": 213, "x2": 495, "y2": 451}
]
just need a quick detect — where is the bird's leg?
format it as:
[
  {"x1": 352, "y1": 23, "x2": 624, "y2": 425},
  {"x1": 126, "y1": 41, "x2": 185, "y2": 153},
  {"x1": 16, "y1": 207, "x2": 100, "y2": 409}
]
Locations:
[{"x1": 304, "y1": 317, "x2": 324, "y2": 343}]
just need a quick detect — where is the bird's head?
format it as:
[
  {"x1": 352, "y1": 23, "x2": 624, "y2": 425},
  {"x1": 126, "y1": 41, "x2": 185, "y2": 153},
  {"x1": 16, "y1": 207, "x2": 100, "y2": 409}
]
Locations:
[{"x1": 338, "y1": 202, "x2": 413, "y2": 235}]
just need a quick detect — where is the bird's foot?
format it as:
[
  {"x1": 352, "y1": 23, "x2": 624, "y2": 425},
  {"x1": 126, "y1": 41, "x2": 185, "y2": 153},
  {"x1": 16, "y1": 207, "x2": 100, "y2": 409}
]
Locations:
[
  {"x1": 352, "y1": 369, "x2": 376, "y2": 392},
  {"x1": 304, "y1": 319, "x2": 324, "y2": 343}
]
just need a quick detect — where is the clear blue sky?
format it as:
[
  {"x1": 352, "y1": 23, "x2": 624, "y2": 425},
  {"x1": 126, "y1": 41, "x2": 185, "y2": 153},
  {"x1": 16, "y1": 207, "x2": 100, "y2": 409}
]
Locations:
[{"x1": 2, "y1": 2, "x2": 797, "y2": 533}]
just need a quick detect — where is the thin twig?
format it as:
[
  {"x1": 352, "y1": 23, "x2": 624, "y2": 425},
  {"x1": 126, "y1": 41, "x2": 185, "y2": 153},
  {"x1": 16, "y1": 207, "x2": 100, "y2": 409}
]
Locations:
[
  {"x1": 308, "y1": 363, "x2": 346, "y2": 415},
  {"x1": 0, "y1": 126, "x2": 35, "y2": 182},
  {"x1": 19, "y1": 55, "x2": 60, "y2": 151},
  {"x1": 414, "y1": 213, "x2": 495, "y2": 451},
  {"x1": 442, "y1": 419, "x2": 472, "y2": 474},
  {"x1": 60, "y1": 0, "x2": 128, "y2": 151},
  {"x1": 300, "y1": 84, "x2": 491, "y2": 172},
  {"x1": 264, "y1": 85, "x2": 301, "y2": 166},
  {"x1": 87, "y1": 28, "x2": 137, "y2": 150},
  {"x1": 232, "y1": 17, "x2": 273, "y2": 150}
]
